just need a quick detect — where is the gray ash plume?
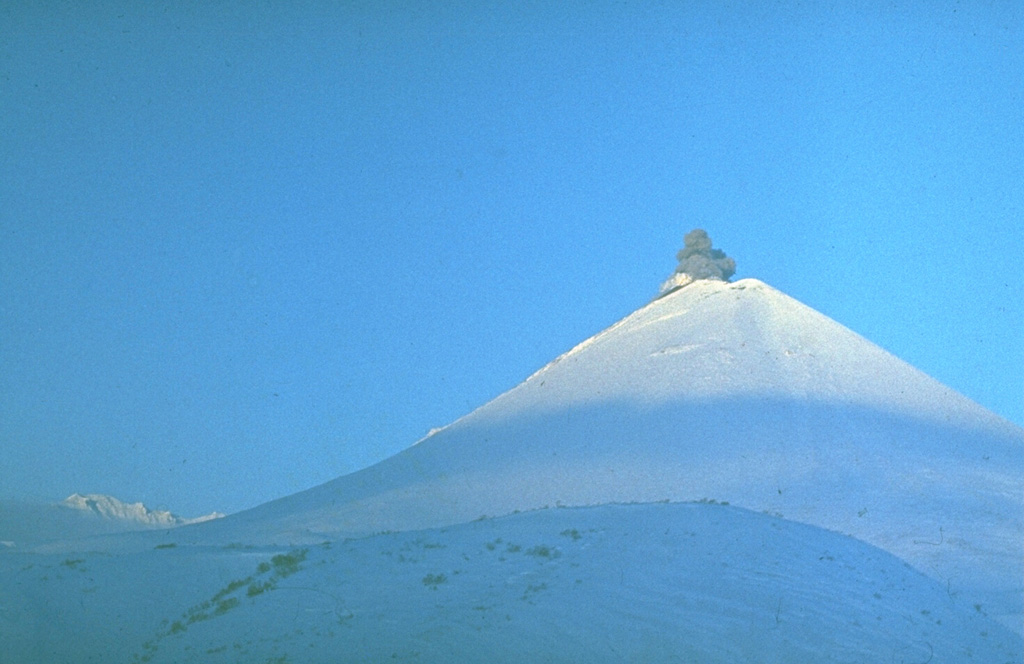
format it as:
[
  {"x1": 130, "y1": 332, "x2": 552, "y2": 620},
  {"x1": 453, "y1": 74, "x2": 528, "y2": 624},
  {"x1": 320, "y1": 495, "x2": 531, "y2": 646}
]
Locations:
[{"x1": 658, "y1": 229, "x2": 735, "y2": 296}]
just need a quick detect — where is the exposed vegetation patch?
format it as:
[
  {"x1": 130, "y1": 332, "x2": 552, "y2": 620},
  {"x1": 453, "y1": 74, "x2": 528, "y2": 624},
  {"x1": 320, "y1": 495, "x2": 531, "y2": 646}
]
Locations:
[
  {"x1": 520, "y1": 582, "x2": 551, "y2": 604},
  {"x1": 247, "y1": 579, "x2": 277, "y2": 597},
  {"x1": 422, "y1": 573, "x2": 447, "y2": 589},
  {"x1": 212, "y1": 577, "x2": 253, "y2": 603},
  {"x1": 525, "y1": 545, "x2": 560, "y2": 559},
  {"x1": 132, "y1": 547, "x2": 312, "y2": 663},
  {"x1": 186, "y1": 607, "x2": 211, "y2": 625},
  {"x1": 214, "y1": 597, "x2": 240, "y2": 616},
  {"x1": 270, "y1": 549, "x2": 308, "y2": 577}
]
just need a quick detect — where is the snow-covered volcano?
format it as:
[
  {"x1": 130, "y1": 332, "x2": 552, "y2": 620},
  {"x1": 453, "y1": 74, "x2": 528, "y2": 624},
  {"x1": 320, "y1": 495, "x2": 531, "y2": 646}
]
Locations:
[
  {"x1": 172, "y1": 278, "x2": 1023, "y2": 627},
  {"x1": 4, "y1": 277, "x2": 1022, "y2": 662}
]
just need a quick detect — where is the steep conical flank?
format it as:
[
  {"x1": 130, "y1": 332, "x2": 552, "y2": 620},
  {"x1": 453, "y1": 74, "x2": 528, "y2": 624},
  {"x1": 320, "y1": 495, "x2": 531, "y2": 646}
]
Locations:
[{"x1": 173, "y1": 276, "x2": 1022, "y2": 629}]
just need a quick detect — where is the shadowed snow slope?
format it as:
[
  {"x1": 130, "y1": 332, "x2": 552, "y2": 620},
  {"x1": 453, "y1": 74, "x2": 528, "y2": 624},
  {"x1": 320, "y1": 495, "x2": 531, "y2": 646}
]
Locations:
[
  {"x1": 62, "y1": 279, "x2": 1024, "y2": 631},
  {"x1": 2, "y1": 504, "x2": 1020, "y2": 663}
]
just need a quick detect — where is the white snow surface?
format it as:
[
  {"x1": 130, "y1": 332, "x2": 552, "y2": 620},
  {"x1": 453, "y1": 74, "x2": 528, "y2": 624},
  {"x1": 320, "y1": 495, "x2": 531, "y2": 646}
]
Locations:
[
  {"x1": 2, "y1": 503, "x2": 1020, "y2": 663},
  {"x1": 2, "y1": 277, "x2": 1021, "y2": 661}
]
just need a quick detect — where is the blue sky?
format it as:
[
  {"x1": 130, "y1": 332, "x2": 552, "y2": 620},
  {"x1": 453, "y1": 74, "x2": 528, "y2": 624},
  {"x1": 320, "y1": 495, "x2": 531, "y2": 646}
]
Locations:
[{"x1": 2, "y1": 1, "x2": 1021, "y2": 516}]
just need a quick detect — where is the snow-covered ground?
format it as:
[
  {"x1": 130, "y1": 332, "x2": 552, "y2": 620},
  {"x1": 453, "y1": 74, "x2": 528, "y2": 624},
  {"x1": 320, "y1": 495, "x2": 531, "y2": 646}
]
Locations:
[
  {"x1": 1, "y1": 278, "x2": 1020, "y2": 661},
  {"x1": 2, "y1": 503, "x2": 1020, "y2": 663}
]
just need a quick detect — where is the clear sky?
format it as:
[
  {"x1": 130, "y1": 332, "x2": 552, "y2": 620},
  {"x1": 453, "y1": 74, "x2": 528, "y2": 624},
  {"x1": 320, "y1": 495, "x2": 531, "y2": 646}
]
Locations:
[{"x1": 2, "y1": 1, "x2": 1021, "y2": 516}]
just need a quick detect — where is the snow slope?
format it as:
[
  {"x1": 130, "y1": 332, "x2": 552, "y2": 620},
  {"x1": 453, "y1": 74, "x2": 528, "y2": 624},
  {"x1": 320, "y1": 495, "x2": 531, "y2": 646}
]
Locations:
[
  {"x1": 164, "y1": 278, "x2": 1023, "y2": 629},
  {"x1": 1, "y1": 503, "x2": 1020, "y2": 663}
]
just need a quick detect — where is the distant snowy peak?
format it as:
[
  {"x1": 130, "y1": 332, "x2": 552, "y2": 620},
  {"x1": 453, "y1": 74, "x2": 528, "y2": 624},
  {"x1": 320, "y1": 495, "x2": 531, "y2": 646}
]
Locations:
[{"x1": 60, "y1": 493, "x2": 223, "y2": 527}]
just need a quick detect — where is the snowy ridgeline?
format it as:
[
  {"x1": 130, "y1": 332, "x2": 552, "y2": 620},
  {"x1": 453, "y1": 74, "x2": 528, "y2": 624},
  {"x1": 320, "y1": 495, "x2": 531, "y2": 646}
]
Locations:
[
  {"x1": 60, "y1": 493, "x2": 224, "y2": 527},
  {"x1": 1, "y1": 503, "x2": 1020, "y2": 664},
  {"x1": 0, "y1": 494, "x2": 223, "y2": 549}
]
